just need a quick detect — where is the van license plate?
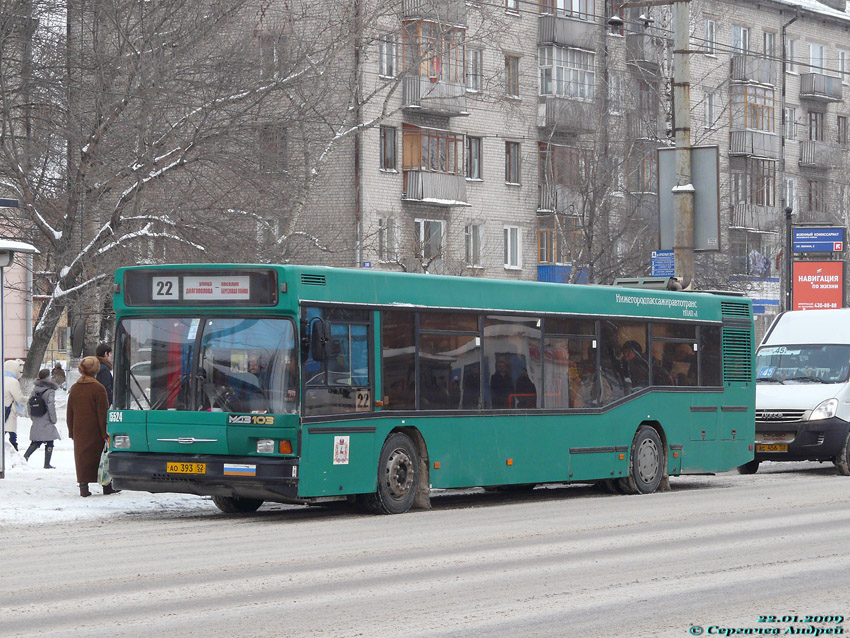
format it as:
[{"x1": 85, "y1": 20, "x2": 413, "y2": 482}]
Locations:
[
  {"x1": 756, "y1": 444, "x2": 788, "y2": 453},
  {"x1": 167, "y1": 462, "x2": 206, "y2": 474}
]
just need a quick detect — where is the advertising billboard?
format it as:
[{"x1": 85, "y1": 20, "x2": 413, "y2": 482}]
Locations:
[{"x1": 792, "y1": 261, "x2": 844, "y2": 310}]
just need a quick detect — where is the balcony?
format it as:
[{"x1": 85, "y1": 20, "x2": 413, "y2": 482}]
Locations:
[
  {"x1": 799, "y1": 140, "x2": 841, "y2": 168},
  {"x1": 538, "y1": 183, "x2": 582, "y2": 212},
  {"x1": 625, "y1": 32, "x2": 661, "y2": 75},
  {"x1": 538, "y1": 14, "x2": 595, "y2": 49},
  {"x1": 402, "y1": 0, "x2": 466, "y2": 25},
  {"x1": 403, "y1": 171, "x2": 467, "y2": 205},
  {"x1": 800, "y1": 73, "x2": 843, "y2": 102},
  {"x1": 626, "y1": 111, "x2": 658, "y2": 139},
  {"x1": 537, "y1": 96, "x2": 594, "y2": 135},
  {"x1": 402, "y1": 75, "x2": 467, "y2": 117},
  {"x1": 731, "y1": 203, "x2": 775, "y2": 232},
  {"x1": 729, "y1": 130, "x2": 778, "y2": 158},
  {"x1": 731, "y1": 55, "x2": 776, "y2": 86}
]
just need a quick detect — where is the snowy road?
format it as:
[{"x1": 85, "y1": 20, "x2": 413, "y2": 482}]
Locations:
[{"x1": 4, "y1": 463, "x2": 850, "y2": 637}]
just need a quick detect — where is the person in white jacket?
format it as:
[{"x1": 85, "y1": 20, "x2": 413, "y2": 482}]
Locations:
[{"x1": 4, "y1": 359, "x2": 24, "y2": 451}]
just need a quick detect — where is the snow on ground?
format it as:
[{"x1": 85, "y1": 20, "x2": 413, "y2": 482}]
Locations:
[{"x1": 0, "y1": 388, "x2": 214, "y2": 525}]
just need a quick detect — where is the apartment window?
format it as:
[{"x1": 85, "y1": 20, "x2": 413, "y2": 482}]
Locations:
[
  {"x1": 537, "y1": 214, "x2": 579, "y2": 264},
  {"x1": 505, "y1": 141, "x2": 521, "y2": 184},
  {"x1": 538, "y1": 46, "x2": 595, "y2": 101},
  {"x1": 538, "y1": 142, "x2": 593, "y2": 191},
  {"x1": 258, "y1": 124, "x2": 287, "y2": 173},
  {"x1": 704, "y1": 19, "x2": 716, "y2": 55},
  {"x1": 402, "y1": 124, "x2": 464, "y2": 176},
  {"x1": 784, "y1": 177, "x2": 797, "y2": 211},
  {"x1": 809, "y1": 110, "x2": 824, "y2": 142},
  {"x1": 763, "y1": 32, "x2": 775, "y2": 58},
  {"x1": 784, "y1": 107, "x2": 797, "y2": 139},
  {"x1": 504, "y1": 226, "x2": 522, "y2": 269},
  {"x1": 56, "y1": 327, "x2": 68, "y2": 352},
  {"x1": 840, "y1": 50, "x2": 850, "y2": 85},
  {"x1": 730, "y1": 230, "x2": 764, "y2": 275},
  {"x1": 809, "y1": 43, "x2": 826, "y2": 74},
  {"x1": 415, "y1": 219, "x2": 444, "y2": 260},
  {"x1": 403, "y1": 22, "x2": 465, "y2": 83},
  {"x1": 466, "y1": 49, "x2": 482, "y2": 91},
  {"x1": 704, "y1": 91, "x2": 720, "y2": 129},
  {"x1": 258, "y1": 34, "x2": 286, "y2": 79},
  {"x1": 732, "y1": 25, "x2": 750, "y2": 54},
  {"x1": 609, "y1": 74, "x2": 622, "y2": 113},
  {"x1": 380, "y1": 126, "x2": 396, "y2": 170},
  {"x1": 839, "y1": 116, "x2": 848, "y2": 146},
  {"x1": 465, "y1": 224, "x2": 483, "y2": 267},
  {"x1": 466, "y1": 136, "x2": 482, "y2": 179},
  {"x1": 731, "y1": 84, "x2": 774, "y2": 132},
  {"x1": 785, "y1": 38, "x2": 797, "y2": 73},
  {"x1": 730, "y1": 158, "x2": 776, "y2": 207},
  {"x1": 378, "y1": 218, "x2": 397, "y2": 261},
  {"x1": 506, "y1": 0, "x2": 518, "y2": 11},
  {"x1": 607, "y1": 0, "x2": 624, "y2": 35},
  {"x1": 505, "y1": 55, "x2": 520, "y2": 97},
  {"x1": 378, "y1": 34, "x2": 396, "y2": 77},
  {"x1": 808, "y1": 179, "x2": 825, "y2": 213}
]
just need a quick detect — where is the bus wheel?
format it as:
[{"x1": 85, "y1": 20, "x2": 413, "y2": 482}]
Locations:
[
  {"x1": 834, "y1": 432, "x2": 850, "y2": 476},
  {"x1": 362, "y1": 432, "x2": 420, "y2": 515},
  {"x1": 736, "y1": 460, "x2": 760, "y2": 475},
  {"x1": 212, "y1": 496, "x2": 264, "y2": 514},
  {"x1": 621, "y1": 426, "x2": 664, "y2": 495}
]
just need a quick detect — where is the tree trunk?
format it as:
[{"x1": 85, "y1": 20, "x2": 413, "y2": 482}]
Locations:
[{"x1": 23, "y1": 299, "x2": 67, "y2": 382}]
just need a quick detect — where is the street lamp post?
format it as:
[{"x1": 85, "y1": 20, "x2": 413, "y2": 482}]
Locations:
[
  {"x1": 785, "y1": 206, "x2": 794, "y2": 311},
  {"x1": 0, "y1": 238, "x2": 39, "y2": 479}
]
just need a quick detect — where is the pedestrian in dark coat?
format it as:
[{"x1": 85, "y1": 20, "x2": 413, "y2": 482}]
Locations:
[
  {"x1": 50, "y1": 364, "x2": 66, "y2": 389},
  {"x1": 23, "y1": 369, "x2": 60, "y2": 469},
  {"x1": 67, "y1": 356, "x2": 114, "y2": 497},
  {"x1": 95, "y1": 343, "x2": 113, "y2": 406}
]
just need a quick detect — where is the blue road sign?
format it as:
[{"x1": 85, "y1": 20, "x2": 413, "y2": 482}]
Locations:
[
  {"x1": 651, "y1": 250, "x2": 675, "y2": 277},
  {"x1": 793, "y1": 227, "x2": 845, "y2": 253},
  {"x1": 0, "y1": 198, "x2": 19, "y2": 208}
]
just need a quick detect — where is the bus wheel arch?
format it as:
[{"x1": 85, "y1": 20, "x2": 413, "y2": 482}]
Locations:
[
  {"x1": 361, "y1": 428, "x2": 430, "y2": 514},
  {"x1": 211, "y1": 495, "x2": 264, "y2": 514},
  {"x1": 619, "y1": 422, "x2": 667, "y2": 495}
]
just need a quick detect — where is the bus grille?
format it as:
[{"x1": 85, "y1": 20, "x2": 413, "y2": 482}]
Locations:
[
  {"x1": 755, "y1": 409, "x2": 806, "y2": 423},
  {"x1": 301, "y1": 273, "x2": 327, "y2": 286},
  {"x1": 721, "y1": 301, "x2": 751, "y2": 317},
  {"x1": 722, "y1": 328, "x2": 752, "y2": 382}
]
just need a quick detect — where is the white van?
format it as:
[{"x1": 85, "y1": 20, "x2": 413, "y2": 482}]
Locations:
[{"x1": 743, "y1": 309, "x2": 850, "y2": 475}]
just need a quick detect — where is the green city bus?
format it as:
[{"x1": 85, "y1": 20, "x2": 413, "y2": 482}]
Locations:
[{"x1": 107, "y1": 264, "x2": 755, "y2": 514}]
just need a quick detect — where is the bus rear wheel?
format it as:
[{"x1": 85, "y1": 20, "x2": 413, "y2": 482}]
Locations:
[
  {"x1": 212, "y1": 495, "x2": 264, "y2": 514},
  {"x1": 361, "y1": 432, "x2": 420, "y2": 515},
  {"x1": 620, "y1": 426, "x2": 664, "y2": 495}
]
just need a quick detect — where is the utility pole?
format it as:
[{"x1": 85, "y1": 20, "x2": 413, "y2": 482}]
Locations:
[{"x1": 780, "y1": 11, "x2": 799, "y2": 311}]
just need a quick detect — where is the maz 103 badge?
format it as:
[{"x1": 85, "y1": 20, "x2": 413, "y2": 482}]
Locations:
[{"x1": 227, "y1": 414, "x2": 275, "y2": 425}]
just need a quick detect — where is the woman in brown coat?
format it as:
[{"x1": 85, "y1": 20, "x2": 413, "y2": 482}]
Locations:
[{"x1": 67, "y1": 356, "x2": 114, "y2": 497}]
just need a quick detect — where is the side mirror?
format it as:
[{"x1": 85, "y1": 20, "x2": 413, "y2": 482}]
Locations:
[{"x1": 309, "y1": 318, "x2": 331, "y2": 362}]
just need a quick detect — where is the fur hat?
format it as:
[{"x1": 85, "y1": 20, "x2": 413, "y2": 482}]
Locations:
[{"x1": 78, "y1": 356, "x2": 101, "y2": 377}]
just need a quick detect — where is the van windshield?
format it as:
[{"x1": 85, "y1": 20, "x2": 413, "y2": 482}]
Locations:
[{"x1": 756, "y1": 344, "x2": 850, "y2": 384}]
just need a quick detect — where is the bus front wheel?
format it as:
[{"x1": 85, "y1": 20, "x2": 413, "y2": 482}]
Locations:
[
  {"x1": 212, "y1": 495, "x2": 264, "y2": 514},
  {"x1": 834, "y1": 432, "x2": 850, "y2": 476},
  {"x1": 361, "y1": 432, "x2": 420, "y2": 515},
  {"x1": 620, "y1": 426, "x2": 664, "y2": 495},
  {"x1": 736, "y1": 460, "x2": 760, "y2": 475}
]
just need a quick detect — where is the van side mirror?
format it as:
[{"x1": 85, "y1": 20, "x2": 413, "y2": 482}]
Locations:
[{"x1": 309, "y1": 318, "x2": 331, "y2": 362}]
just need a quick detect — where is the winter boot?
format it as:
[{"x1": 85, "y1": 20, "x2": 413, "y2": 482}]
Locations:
[
  {"x1": 102, "y1": 482, "x2": 120, "y2": 495},
  {"x1": 79, "y1": 483, "x2": 91, "y2": 497},
  {"x1": 23, "y1": 441, "x2": 40, "y2": 461},
  {"x1": 43, "y1": 445, "x2": 55, "y2": 469},
  {"x1": 8, "y1": 431, "x2": 17, "y2": 451}
]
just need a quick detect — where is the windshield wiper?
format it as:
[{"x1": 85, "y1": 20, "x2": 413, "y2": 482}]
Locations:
[
  {"x1": 785, "y1": 375, "x2": 826, "y2": 383},
  {"x1": 757, "y1": 377, "x2": 785, "y2": 384},
  {"x1": 128, "y1": 369, "x2": 150, "y2": 409},
  {"x1": 150, "y1": 373, "x2": 191, "y2": 410}
]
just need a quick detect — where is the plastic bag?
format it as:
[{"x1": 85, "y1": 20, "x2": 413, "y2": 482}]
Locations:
[{"x1": 97, "y1": 442, "x2": 110, "y2": 486}]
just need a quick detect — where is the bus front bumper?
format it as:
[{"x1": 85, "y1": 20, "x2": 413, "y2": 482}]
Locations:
[{"x1": 109, "y1": 452, "x2": 300, "y2": 503}]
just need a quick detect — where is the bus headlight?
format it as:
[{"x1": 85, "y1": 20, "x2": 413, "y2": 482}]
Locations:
[
  {"x1": 113, "y1": 435, "x2": 131, "y2": 449},
  {"x1": 810, "y1": 398, "x2": 838, "y2": 421},
  {"x1": 256, "y1": 439, "x2": 275, "y2": 454}
]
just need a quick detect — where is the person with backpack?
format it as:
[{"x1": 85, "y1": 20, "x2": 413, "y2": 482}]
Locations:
[{"x1": 23, "y1": 369, "x2": 60, "y2": 469}]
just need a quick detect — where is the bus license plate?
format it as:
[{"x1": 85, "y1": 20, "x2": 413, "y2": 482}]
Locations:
[
  {"x1": 167, "y1": 462, "x2": 206, "y2": 474},
  {"x1": 757, "y1": 444, "x2": 788, "y2": 453}
]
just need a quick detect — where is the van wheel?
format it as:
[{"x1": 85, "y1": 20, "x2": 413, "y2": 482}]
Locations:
[
  {"x1": 736, "y1": 460, "x2": 760, "y2": 475},
  {"x1": 212, "y1": 496, "x2": 264, "y2": 514},
  {"x1": 834, "y1": 432, "x2": 850, "y2": 476},
  {"x1": 361, "y1": 432, "x2": 420, "y2": 515},
  {"x1": 620, "y1": 426, "x2": 664, "y2": 495}
]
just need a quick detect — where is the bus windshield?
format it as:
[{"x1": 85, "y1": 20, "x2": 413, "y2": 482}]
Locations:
[
  {"x1": 115, "y1": 317, "x2": 297, "y2": 413},
  {"x1": 756, "y1": 344, "x2": 850, "y2": 384}
]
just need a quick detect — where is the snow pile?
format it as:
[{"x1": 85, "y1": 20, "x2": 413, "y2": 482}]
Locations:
[{"x1": 0, "y1": 388, "x2": 214, "y2": 525}]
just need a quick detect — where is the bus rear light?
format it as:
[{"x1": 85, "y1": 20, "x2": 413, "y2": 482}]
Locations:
[
  {"x1": 114, "y1": 435, "x2": 131, "y2": 449},
  {"x1": 279, "y1": 440, "x2": 293, "y2": 454},
  {"x1": 257, "y1": 439, "x2": 275, "y2": 454}
]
